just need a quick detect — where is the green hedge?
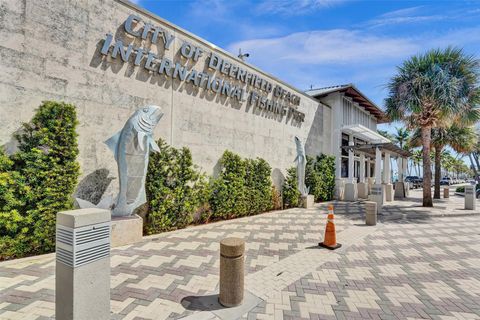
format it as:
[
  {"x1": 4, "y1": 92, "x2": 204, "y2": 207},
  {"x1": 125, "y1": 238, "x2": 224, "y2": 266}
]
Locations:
[
  {"x1": 145, "y1": 139, "x2": 209, "y2": 234},
  {"x1": 283, "y1": 154, "x2": 335, "y2": 207},
  {"x1": 282, "y1": 167, "x2": 300, "y2": 208},
  {"x1": 0, "y1": 101, "x2": 80, "y2": 260},
  {"x1": 210, "y1": 151, "x2": 273, "y2": 219}
]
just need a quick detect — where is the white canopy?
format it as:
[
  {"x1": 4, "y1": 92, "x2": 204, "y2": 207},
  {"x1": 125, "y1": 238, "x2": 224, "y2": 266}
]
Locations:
[{"x1": 341, "y1": 124, "x2": 390, "y2": 144}]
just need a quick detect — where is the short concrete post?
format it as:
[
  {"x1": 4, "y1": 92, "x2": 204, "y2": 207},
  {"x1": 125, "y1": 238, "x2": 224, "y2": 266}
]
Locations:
[
  {"x1": 219, "y1": 238, "x2": 245, "y2": 307},
  {"x1": 365, "y1": 201, "x2": 377, "y2": 226},
  {"x1": 56, "y1": 208, "x2": 111, "y2": 320},
  {"x1": 443, "y1": 187, "x2": 449, "y2": 199},
  {"x1": 465, "y1": 186, "x2": 476, "y2": 210}
]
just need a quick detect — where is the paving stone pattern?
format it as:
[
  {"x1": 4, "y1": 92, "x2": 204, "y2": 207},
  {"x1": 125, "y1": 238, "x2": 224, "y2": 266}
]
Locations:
[
  {"x1": 241, "y1": 216, "x2": 480, "y2": 320},
  {"x1": 1, "y1": 198, "x2": 480, "y2": 320}
]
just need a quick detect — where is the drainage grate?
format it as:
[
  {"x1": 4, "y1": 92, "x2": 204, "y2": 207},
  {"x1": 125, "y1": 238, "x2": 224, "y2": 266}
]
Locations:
[{"x1": 56, "y1": 221, "x2": 111, "y2": 268}]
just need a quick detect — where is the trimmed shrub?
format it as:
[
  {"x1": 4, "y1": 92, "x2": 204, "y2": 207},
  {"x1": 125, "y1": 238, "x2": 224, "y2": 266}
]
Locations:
[
  {"x1": 145, "y1": 138, "x2": 208, "y2": 234},
  {"x1": 209, "y1": 151, "x2": 274, "y2": 219},
  {"x1": 210, "y1": 151, "x2": 247, "y2": 219},
  {"x1": 283, "y1": 154, "x2": 336, "y2": 208},
  {"x1": 283, "y1": 167, "x2": 300, "y2": 208},
  {"x1": 306, "y1": 154, "x2": 336, "y2": 202},
  {"x1": 0, "y1": 101, "x2": 80, "y2": 260}
]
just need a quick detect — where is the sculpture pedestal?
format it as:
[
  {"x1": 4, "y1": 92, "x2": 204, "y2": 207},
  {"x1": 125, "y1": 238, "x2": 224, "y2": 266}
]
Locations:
[
  {"x1": 357, "y1": 182, "x2": 368, "y2": 199},
  {"x1": 111, "y1": 214, "x2": 143, "y2": 247},
  {"x1": 300, "y1": 195, "x2": 314, "y2": 209},
  {"x1": 344, "y1": 182, "x2": 358, "y2": 201}
]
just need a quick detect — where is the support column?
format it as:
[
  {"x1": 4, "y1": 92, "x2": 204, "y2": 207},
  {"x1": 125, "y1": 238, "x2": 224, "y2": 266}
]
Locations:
[
  {"x1": 344, "y1": 137, "x2": 358, "y2": 201},
  {"x1": 370, "y1": 147, "x2": 383, "y2": 212},
  {"x1": 395, "y1": 157, "x2": 406, "y2": 199},
  {"x1": 375, "y1": 147, "x2": 382, "y2": 184},
  {"x1": 358, "y1": 153, "x2": 368, "y2": 199},
  {"x1": 366, "y1": 158, "x2": 373, "y2": 194},
  {"x1": 384, "y1": 152, "x2": 393, "y2": 201}
]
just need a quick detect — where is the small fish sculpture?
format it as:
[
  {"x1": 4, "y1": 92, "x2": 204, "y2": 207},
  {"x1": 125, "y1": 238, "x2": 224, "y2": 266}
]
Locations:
[
  {"x1": 294, "y1": 136, "x2": 309, "y2": 196},
  {"x1": 105, "y1": 105, "x2": 163, "y2": 217}
]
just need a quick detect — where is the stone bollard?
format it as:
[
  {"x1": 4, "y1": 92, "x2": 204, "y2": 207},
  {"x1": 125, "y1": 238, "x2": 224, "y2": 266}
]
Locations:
[
  {"x1": 365, "y1": 201, "x2": 377, "y2": 226},
  {"x1": 443, "y1": 187, "x2": 449, "y2": 198},
  {"x1": 465, "y1": 186, "x2": 477, "y2": 210},
  {"x1": 219, "y1": 237, "x2": 245, "y2": 307},
  {"x1": 56, "y1": 208, "x2": 111, "y2": 320}
]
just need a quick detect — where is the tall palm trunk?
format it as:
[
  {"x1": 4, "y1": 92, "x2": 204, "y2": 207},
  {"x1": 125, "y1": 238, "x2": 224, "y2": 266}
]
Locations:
[
  {"x1": 421, "y1": 126, "x2": 433, "y2": 207},
  {"x1": 469, "y1": 154, "x2": 479, "y2": 179},
  {"x1": 434, "y1": 145, "x2": 442, "y2": 199},
  {"x1": 473, "y1": 153, "x2": 480, "y2": 177}
]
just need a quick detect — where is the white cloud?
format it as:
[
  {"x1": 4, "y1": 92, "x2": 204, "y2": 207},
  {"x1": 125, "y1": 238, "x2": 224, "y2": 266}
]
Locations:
[
  {"x1": 226, "y1": 26, "x2": 480, "y2": 102},
  {"x1": 255, "y1": 0, "x2": 348, "y2": 16},
  {"x1": 228, "y1": 29, "x2": 417, "y2": 65}
]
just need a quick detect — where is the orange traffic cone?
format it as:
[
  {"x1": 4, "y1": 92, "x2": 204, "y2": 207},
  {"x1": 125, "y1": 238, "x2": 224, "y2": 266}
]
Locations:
[{"x1": 319, "y1": 204, "x2": 342, "y2": 250}]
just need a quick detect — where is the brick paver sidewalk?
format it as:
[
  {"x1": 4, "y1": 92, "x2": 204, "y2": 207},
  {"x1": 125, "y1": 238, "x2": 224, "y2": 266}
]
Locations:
[{"x1": 1, "y1": 198, "x2": 479, "y2": 320}]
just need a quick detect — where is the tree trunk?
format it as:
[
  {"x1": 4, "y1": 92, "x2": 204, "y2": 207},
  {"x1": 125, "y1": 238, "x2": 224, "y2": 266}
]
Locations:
[
  {"x1": 473, "y1": 153, "x2": 480, "y2": 177},
  {"x1": 421, "y1": 126, "x2": 433, "y2": 207},
  {"x1": 434, "y1": 146, "x2": 442, "y2": 199},
  {"x1": 469, "y1": 154, "x2": 479, "y2": 179}
]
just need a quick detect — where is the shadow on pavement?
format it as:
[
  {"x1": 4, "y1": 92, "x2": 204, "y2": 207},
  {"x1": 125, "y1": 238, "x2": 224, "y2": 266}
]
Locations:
[{"x1": 181, "y1": 294, "x2": 224, "y2": 311}]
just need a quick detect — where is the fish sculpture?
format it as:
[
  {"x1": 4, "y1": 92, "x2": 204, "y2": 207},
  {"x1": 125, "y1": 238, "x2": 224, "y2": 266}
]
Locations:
[
  {"x1": 105, "y1": 105, "x2": 163, "y2": 217},
  {"x1": 294, "y1": 136, "x2": 309, "y2": 196}
]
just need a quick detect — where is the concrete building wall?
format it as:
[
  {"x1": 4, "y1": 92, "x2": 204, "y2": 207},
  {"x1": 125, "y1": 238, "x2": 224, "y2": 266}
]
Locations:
[{"x1": 0, "y1": 0, "x2": 331, "y2": 195}]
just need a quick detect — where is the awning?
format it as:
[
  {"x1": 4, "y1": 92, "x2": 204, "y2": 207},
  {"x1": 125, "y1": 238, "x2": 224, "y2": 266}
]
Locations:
[
  {"x1": 342, "y1": 142, "x2": 411, "y2": 158},
  {"x1": 341, "y1": 124, "x2": 390, "y2": 144}
]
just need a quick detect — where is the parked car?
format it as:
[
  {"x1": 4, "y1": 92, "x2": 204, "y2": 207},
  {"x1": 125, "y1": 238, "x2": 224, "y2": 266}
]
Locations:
[{"x1": 440, "y1": 178, "x2": 451, "y2": 186}]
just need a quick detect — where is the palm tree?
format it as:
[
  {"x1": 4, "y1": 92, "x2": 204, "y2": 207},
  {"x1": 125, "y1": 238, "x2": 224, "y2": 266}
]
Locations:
[
  {"x1": 394, "y1": 127, "x2": 410, "y2": 149},
  {"x1": 411, "y1": 125, "x2": 477, "y2": 198},
  {"x1": 385, "y1": 47, "x2": 480, "y2": 207},
  {"x1": 411, "y1": 149, "x2": 422, "y2": 176}
]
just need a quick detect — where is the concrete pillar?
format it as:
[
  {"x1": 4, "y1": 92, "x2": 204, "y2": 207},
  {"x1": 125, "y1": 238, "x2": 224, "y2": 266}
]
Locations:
[
  {"x1": 219, "y1": 238, "x2": 245, "y2": 307},
  {"x1": 384, "y1": 152, "x2": 391, "y2": 184},
  {"x1": 397, "y1": 157, "x2": 403, "y2": 182},
  {"x1": 344, "y1": 137, "x2": 357, "y2": 201},
  {"x1": 348, "y1": 136, "x2": 354, "y2": 183},
  {"x1": 56, "y1": 208, "x2": 111, "y2": 320},
  {"x1": 402, "y1": 157, "x2": 408, "y2": 179},
  {"x1": 359, "y1": 153, "x2": 366, "y2": 183},
  {"x1": 357, "y1": 153, "x2": 368, "y2": 199},
  {"x1": 384, "y1": 152, "x2": 393, "y2": 202},
  {"x1": 375, "y1": 147, "x2": 382, "y2": 185},
  {"x1": 465, "y1": 186, "x2": 476, "y2": 210},
  {"x1": 365, "y1": 201, "x2": 377, "y2": 225},
  {"x1": 366, "y1": 158, "x2": 371, "y2": 179},
  {"x1": 443, "y1": 187, "x2": 449, "y2": 198}
]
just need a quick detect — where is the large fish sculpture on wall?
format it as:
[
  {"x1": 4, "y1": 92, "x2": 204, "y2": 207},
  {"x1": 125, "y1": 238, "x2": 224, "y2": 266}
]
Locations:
[
  {"x1": 105, "y1": 105, "x2": 163, "y2": 217},
  {"x1": 294, "y1": 136, "x2": 309, "y2": 197}
]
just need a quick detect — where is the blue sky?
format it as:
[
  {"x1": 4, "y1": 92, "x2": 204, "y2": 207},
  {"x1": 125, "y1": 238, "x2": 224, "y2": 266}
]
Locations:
[{"x1": 133, "y1": 0, "x2": 480, "y2": 167}]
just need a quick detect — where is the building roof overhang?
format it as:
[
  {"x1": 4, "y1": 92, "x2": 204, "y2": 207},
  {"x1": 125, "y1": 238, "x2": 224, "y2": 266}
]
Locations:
[
  {"x1": 342, "y1": 124, "x2": 390, "y2": 144},
  {"x1": 342, "y1": 142, "x2": 411, "y2": 158},
  {"x1": 306, "y1": 84, "x2": 389, "y2": 124},
  {"x1": 340, "y1": 124, "x2": 410, "y2": 158}
]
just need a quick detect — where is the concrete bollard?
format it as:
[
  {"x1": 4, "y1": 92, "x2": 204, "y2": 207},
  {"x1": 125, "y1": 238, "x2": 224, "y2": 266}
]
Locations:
[
  {"x1": 219, "y1": 237, "x2": 245, "y2": 307},
  {"x1": 443, "y1": 187, "x2": 449, "y2": 199},
  {"x1": 56, "y1": 208, "x2": 111, "y2": 320},
  {"x1": 465, "y1": 186, "x2": 476, "y2": 210},
  {"x1": 365, "y1": 201, "x2": 377, "y2": 226}
]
